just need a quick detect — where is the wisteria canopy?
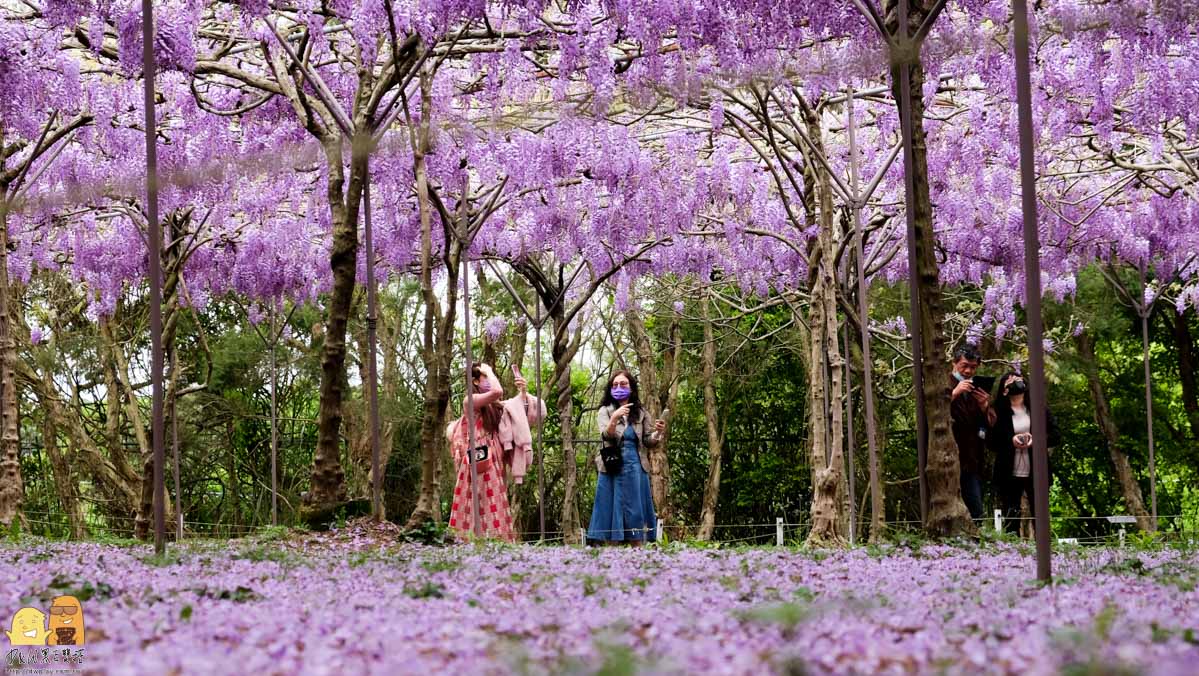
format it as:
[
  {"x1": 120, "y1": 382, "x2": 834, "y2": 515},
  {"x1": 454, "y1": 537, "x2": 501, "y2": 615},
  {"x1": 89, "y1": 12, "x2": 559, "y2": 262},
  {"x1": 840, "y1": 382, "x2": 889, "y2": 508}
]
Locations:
[{"x1": 2, "y1": 0, "x2": 1196, "y2": 320}]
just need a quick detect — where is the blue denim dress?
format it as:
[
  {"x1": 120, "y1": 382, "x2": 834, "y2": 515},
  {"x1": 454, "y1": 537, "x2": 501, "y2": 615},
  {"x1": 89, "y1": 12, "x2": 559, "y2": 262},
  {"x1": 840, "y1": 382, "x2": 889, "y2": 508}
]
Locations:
[{"x1": 587, "y1": 424, "x2": 657, "y2": 542}]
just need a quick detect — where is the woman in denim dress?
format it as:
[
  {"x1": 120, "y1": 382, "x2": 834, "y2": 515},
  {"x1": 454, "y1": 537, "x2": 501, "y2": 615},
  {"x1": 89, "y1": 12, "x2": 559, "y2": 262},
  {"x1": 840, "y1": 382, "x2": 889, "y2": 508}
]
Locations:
[{"x1": 587, "y1": 370, "x2": 666, "y2": 545}]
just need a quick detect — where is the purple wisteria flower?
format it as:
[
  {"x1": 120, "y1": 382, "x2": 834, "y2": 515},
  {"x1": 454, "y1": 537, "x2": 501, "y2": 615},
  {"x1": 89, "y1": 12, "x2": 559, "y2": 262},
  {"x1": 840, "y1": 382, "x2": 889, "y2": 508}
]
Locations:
[{"x1": 484, "y1": 317, "x2": 508, "y2": 342}]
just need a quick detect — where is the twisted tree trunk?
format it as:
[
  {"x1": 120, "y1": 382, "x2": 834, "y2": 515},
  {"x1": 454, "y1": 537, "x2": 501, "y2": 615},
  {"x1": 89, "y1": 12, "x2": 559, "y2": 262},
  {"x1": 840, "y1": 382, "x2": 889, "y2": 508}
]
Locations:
[
  {"x1": 306, "y1": 137, "x2": 369, "y2": 512},
  {"x1": 626, "y1": 306, "x2": 681, "y2": 530},
  {"x1": 552, "y1": 310, "x2": 584, "y2": 544},
  {"x1": 1075, "y1": 331, "x2": 1153, "y2": 531},
  {"x1": 697, "y1": 291, "x2": 724, "y2": 541},
  {"x1": 803, "y1": 108, "x2": 848, "y2": 547},
  {"x1": 404, "y1": 66, "x2": 454, "y2": 530},
  {"x1": 40, "y1": 374, "x2": 86, "y2": 539},
  {"x1": 22, "y1": 359, "x2": 138, "y2": 524}
]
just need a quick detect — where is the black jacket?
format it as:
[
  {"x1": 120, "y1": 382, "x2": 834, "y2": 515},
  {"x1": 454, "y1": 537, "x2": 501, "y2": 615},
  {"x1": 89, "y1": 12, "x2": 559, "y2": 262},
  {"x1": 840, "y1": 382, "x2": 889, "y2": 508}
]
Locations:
[{"x1": 988, "y1": 397, "x2": 1061, "y2": 484}]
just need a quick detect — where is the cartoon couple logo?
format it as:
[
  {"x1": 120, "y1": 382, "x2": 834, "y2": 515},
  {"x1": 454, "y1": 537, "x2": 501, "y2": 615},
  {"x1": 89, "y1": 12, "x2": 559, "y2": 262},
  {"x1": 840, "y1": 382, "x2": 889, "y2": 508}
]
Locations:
[{"x1": 5, "y1": 597, "x2": 86, "y2": 647}]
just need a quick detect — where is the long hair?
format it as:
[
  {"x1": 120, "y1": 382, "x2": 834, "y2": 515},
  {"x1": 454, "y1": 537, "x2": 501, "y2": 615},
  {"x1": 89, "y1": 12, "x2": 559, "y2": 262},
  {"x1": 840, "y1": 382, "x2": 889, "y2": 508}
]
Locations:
[
  {"x1": 599, "y1": 369, "x2": 642, "y2": 423},
  {"x1": 993, "y1": 370, "x2": 1032, "y2": 416},
  {"x1": 470, "y1": 364, "x2": 505, "y2": 436}
]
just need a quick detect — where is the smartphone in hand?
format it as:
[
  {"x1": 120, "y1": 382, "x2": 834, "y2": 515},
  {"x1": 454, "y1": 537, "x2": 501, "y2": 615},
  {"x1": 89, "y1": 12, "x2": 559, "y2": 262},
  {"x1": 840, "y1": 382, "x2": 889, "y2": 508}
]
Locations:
[{"x1": 511, "y1": 364, "x2": 522, "y2": 378}]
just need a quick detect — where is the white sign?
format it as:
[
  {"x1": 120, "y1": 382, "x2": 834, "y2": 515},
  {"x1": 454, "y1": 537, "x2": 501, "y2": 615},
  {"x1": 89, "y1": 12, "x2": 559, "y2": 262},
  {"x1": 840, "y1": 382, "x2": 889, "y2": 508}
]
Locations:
[{"x1": 1106, "y1": 516, "x2": 1138, "y2": 524}]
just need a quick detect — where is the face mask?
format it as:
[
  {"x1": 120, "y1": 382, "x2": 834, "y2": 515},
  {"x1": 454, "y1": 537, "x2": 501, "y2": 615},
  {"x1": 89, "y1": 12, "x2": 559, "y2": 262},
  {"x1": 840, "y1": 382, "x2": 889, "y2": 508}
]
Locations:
[
  {"x1": 611, "y1": 386, "x2": 631, "y2": 401},
  {"x1": 953, "y1": 371, "x2": 967, "y2": 382},
  {"x1": 476, "y1": 379, "x2": 491, "y2": 393}
]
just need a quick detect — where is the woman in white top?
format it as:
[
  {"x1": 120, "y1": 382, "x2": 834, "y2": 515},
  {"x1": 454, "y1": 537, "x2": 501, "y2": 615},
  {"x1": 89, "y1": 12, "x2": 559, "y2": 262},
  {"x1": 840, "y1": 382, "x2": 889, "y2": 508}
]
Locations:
[{"x1": 988, "y1": 372, "x2": 1060, "y2": 535}]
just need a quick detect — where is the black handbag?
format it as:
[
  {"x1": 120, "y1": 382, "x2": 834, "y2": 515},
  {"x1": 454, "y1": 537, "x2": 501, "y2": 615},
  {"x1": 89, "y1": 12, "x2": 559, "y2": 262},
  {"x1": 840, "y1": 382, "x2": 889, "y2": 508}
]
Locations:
[{"x1": 601, "y1": 439, "x2": 623, "y2": 475}]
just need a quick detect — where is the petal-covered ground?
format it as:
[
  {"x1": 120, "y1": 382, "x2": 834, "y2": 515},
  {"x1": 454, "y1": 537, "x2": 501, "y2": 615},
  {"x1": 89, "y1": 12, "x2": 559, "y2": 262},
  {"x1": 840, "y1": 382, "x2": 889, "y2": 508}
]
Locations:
[{"x1": 2, "y1": 522, "x2": 1197, "y2": 675}]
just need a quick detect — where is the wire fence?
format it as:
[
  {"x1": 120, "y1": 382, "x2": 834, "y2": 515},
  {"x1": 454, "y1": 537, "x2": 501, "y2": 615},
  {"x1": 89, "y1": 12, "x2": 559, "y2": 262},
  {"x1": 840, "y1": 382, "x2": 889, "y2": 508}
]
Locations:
[
  {"x1": 13, "y1": 405, "x2": 1196, "y2": 549},
  {"x1": 15, "y1": 505, "x2": 1197, "y2": 553}
]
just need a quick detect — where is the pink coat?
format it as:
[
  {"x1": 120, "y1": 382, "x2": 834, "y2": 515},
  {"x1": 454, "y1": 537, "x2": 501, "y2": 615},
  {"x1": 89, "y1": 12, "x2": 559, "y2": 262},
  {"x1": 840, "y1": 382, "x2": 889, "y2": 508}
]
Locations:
[{"x1": 446, "y1": 394, "x2": 545, "y2": 484}]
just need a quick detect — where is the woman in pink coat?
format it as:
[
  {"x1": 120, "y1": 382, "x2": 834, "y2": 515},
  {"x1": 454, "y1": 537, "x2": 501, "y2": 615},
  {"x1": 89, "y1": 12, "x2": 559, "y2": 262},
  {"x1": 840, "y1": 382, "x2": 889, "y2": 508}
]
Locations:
[{"x1": 447, "y1": 363, "x2": 544, "y2": 541}]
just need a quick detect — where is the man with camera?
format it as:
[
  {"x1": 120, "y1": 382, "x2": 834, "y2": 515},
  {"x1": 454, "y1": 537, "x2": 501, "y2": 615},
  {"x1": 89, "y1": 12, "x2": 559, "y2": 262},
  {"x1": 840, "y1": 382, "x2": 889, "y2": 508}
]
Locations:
[{"x1": 949, "y1": 344, "x2": 991, "y2": 521}]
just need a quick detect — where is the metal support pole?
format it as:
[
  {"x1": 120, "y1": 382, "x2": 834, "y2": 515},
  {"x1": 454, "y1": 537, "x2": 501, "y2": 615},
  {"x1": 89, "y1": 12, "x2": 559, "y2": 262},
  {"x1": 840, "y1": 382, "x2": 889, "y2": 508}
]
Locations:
[
  {"x1": 171, "y1": 347, "x2": 181, "y2": 541},
  {"x1": 142, "y1": 0, "x2": 166, "y2": 556},
  {"x1": 843, "y1": 325, "x2": 857, "y2": 546},
  {"x1": 1140, "y1": 268, "x2": 1158, "y2": 531},
  {"x1": 270, "y1": 305, "x2": 278, "y2": 527},
  {"x1": 363, "y1": 170, "x2": 383, "y2": 521},
  {"x1": 848, "y1": 87, "x2": 885, "y2": 541},
  {"x1": 894, "y1": 0, "x2": 929, "y2": 525},
  {"x1": 534, "y1": 303, "x2": 546, "y2": 540},
  {"x1": 1013, "y1": 0, "x2": 1052, "y2": 582},
  {"x1": 462, "y1": 253, "x2": 482, "y2": 537}
]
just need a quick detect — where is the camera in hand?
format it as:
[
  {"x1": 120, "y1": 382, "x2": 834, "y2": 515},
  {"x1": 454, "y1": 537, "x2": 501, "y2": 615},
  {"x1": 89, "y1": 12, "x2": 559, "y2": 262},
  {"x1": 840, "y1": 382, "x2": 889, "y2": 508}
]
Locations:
[
  {"x1": 971, "y1": 375, "x2": 996, "y2": 393},
  {"x1": 473, "y1": 445, "x2": 489, "y2": 462}
]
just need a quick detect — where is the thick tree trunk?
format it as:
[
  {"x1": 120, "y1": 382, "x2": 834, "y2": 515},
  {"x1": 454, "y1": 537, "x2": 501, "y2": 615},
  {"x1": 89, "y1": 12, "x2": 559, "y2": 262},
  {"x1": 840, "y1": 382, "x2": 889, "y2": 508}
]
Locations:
[
  {"x1": 1075, "y1": 331, "x2": 1153, "y2": 531},
  {"x1": 0, "y1": 197, "x2": 22, "y2": 528},
  {"x1": 884, "y1": 3, "x2": 975, "y2": 537},
  {"x1": 307, "y1": 139, "x2": 369, "y2": 511},
  {"x1": 803, "y1": 111, "x2": 848, "y2": 547},
  {"x1": 697, "y1": 292, "x2": 723, "y2": 541}
]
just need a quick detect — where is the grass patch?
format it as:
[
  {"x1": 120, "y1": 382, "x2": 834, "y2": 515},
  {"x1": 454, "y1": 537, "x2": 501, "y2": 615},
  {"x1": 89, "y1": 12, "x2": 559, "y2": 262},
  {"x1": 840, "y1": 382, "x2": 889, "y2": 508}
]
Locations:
[
  {"x1": 421, "y1": 558, "x2": 462, "y2": 574},
  {"x1": 190, "y1": 585, "x2": 261, "y2": 603},
  {"x1": 404, "y1": 582, "x2": 446, "y2": 599},
  {"x1": 581, "y1": 574, "x2": 607, "y2": 596},
  {"x1": 234, "y1": 544, "x2": 302, "y2": 566}
]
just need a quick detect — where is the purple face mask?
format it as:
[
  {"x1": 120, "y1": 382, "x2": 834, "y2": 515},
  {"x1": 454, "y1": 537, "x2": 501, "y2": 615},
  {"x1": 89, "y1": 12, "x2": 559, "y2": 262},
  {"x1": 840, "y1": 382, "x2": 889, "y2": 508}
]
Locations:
[
  {"x1": 476, "y1": 378, "x2": 492, "y2": 393},
  {"x1": 611, "y1": 386, "x2": 631, "y2": 401}
]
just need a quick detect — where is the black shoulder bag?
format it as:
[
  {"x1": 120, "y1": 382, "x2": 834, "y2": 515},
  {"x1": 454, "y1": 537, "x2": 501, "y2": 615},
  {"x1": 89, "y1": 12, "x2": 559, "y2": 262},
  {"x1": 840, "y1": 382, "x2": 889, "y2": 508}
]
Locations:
[{"x1": 601, "y1": 409, "x2": 624, "y2": 475}]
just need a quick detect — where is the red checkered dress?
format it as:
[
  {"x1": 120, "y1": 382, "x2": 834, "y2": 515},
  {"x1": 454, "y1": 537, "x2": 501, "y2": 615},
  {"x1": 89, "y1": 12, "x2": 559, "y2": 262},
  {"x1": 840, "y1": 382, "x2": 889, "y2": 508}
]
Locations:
[{"x1": 447, "y1": 416, "x2": 515, "y2": 542}]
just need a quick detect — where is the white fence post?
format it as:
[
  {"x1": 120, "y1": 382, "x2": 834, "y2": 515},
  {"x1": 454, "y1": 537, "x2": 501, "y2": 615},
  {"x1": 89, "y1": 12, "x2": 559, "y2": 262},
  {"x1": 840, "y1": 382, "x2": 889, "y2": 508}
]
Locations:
[
  {"x1": 656, "y1": 521, "x2": 663, "y2": 543},
  {"x1": 994, "y1": 509, "x2": 1003, "y2": 532},
  {"x1": 776, "y1": 517, "x2": 784, "y2": 546},
  {"x1": 1105, "y1": 515, "x2": 1137, "y2": 546}
]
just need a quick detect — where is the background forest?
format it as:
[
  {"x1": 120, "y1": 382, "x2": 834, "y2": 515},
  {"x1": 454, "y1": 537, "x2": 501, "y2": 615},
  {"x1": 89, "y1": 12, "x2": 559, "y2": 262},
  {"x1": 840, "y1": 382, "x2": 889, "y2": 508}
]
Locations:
[{"x1": 17, "y1": 264, "x2": 1196, "y2": 543}]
